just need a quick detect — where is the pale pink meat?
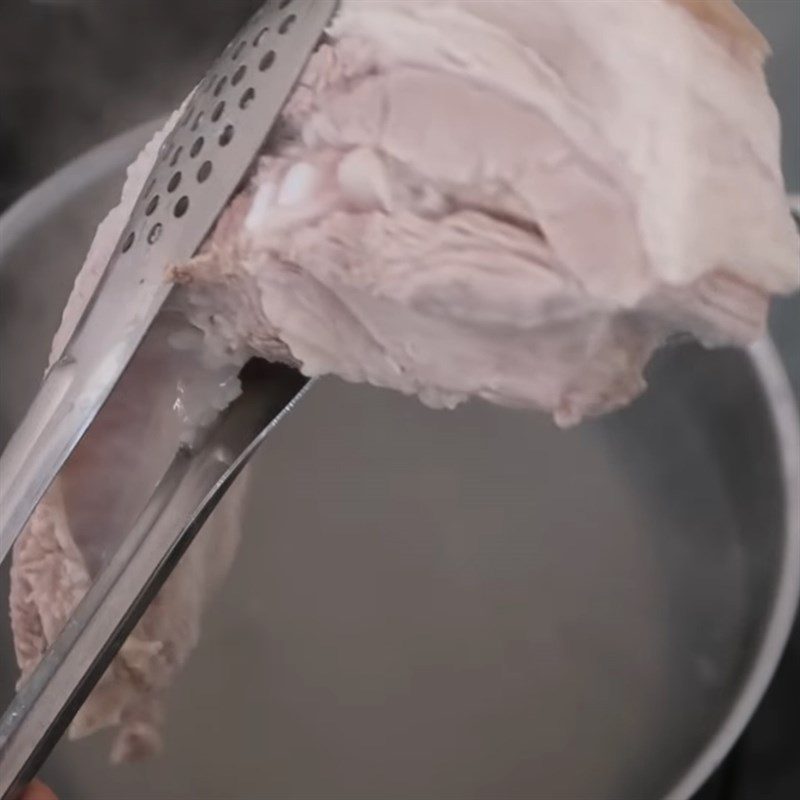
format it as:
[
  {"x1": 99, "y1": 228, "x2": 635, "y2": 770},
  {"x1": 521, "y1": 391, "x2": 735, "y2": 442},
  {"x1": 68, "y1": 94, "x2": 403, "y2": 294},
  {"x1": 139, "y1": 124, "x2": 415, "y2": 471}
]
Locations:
[{"x1": 9, "y1": 0, "x2": 799, "y2": 762}]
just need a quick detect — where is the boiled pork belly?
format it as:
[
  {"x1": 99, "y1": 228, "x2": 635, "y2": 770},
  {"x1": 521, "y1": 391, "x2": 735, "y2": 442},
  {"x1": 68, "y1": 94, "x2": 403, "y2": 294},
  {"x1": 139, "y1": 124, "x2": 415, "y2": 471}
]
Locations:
[{"x1": 10, "y1": 0, "x2": 799, "y2": 761}]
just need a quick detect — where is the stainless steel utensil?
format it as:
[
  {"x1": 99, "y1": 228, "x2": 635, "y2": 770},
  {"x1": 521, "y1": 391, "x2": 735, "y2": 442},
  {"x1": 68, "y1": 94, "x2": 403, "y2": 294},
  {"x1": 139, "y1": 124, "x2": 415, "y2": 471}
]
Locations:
[
  {"x1": 0, "y1": 1, "x2": 338, "y2": 795},
  {"x1": 0, "y1": 364, "x2": 309, "y2": 800},
  {"x1": 0, "y1": 0, "x2": 337, "y2": 563}
]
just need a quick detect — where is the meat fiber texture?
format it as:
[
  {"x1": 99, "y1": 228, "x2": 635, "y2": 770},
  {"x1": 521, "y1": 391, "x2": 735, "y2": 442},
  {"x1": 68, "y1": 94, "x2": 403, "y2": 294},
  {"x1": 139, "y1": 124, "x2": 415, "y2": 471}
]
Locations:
[{"x1": 10, "y1": 0, "x2": 799, "y2": 762}]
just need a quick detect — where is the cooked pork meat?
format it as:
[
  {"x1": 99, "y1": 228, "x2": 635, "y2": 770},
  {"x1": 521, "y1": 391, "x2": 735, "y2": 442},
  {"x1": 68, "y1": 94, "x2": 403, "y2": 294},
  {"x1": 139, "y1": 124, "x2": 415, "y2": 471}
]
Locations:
[{"x1": 9, "y1": 0, "x2": 799, "y2": 761}]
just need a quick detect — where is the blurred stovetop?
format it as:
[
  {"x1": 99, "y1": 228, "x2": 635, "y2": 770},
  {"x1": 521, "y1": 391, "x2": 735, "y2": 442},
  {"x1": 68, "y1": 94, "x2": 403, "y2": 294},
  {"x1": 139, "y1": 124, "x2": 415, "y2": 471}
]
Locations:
[{"x1": 0, "y1": 2, "x2": 797, "y2": 799}]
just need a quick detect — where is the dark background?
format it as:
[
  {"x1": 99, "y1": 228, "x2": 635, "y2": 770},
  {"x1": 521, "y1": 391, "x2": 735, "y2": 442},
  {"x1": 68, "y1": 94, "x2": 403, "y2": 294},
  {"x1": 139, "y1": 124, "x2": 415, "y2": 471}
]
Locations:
[{"x1": 0, "y1": 1, "x2": 797, "y2": 798}]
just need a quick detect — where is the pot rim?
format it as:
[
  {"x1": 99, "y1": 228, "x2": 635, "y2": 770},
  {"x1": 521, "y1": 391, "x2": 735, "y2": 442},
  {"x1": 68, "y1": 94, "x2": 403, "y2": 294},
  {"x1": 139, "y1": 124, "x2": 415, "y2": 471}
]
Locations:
[{"x1": 0, "y1": 122, "x2": 798, "y2": 800}]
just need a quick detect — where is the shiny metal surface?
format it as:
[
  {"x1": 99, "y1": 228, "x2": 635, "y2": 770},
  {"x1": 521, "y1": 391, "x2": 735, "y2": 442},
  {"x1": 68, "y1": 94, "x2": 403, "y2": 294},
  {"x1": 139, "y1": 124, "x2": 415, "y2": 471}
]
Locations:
[
  {"x1": 0, "y1": 132, "x2": 798, "y2": 800},
  {"x1": 0, "y1": 0, "x2": 338, "y2": 564},
  {"x1": 0, "y1": 2, "x2": 337, "y2": 791},
  {"x1": 0, "y1": 363, "x2": 308, "y2": 800}
]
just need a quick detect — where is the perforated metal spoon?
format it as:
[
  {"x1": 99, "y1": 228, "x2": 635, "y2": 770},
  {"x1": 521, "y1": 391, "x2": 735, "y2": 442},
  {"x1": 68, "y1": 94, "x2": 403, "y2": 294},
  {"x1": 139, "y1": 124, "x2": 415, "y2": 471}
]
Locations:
[
  {"x1": 0, "y1": 0, "x2": 337, "y2": 564},
  {"x1": 0, "y1": 1, "x2": 337, "y2": 796}
]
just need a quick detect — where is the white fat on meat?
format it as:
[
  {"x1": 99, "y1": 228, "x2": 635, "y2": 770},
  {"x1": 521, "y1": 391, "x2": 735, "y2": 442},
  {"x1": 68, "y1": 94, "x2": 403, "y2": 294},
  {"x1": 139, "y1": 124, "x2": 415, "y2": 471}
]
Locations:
[{"x1": 10, "y1": 0, "x2": 799, "y2": 762}]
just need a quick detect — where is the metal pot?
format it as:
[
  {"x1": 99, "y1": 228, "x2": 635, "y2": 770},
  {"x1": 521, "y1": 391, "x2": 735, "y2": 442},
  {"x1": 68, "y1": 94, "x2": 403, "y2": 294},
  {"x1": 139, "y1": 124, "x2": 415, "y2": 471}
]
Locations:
[{"x1": 0, "y1": 123, "x2": 798, "y2": 800}]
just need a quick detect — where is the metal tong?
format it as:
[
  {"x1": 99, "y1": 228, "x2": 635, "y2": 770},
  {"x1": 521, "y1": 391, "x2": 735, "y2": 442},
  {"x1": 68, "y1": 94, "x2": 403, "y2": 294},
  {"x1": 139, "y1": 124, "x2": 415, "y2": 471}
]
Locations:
[{"x1": 0, "y1": 1, "x2": 338, "y2": 796}]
